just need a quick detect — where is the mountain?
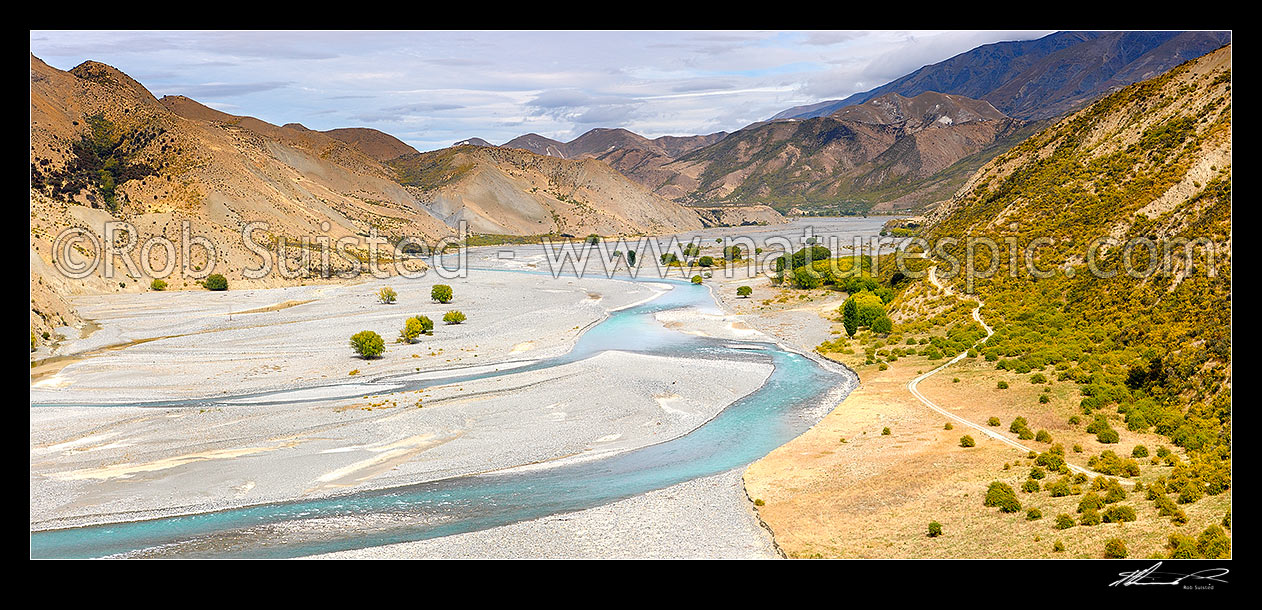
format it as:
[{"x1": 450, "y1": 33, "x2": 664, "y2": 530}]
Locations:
[
  {"x1": 502, "y1": 133, "x2": 568, "y2": 157},
  {"x1": 322, "y1": 127, "x2": 419, "y2": 161},
  {"x1": 387, "y1": 145, "x2": 706, "y2": 236},
  {"x1": 29, "y1": 56, "x2": 724, "y2": 344},
  {"x1": 772, "y1": 31, "x2": 1231, "y2": 121},
  {"x1": 453, "y1": 137, "x2": 493, "y2": 147},
  {"x1": 647, "y1": 91, "x2": 1028, "y2": 213},
  {"x1": 924, "y1": 45, "x2": 1231, "y2": 493}
]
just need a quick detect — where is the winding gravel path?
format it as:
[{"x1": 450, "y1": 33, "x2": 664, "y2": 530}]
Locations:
[{"x1": 907, "y1": 266, "x2": 1093, "y2": 476}]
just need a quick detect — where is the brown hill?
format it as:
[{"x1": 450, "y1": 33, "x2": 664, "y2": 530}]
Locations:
[
  {"x1": 388, "y1": 145, "x2": 706, "y2": 236},
  {"x1": 323, "y1": 127, "x2": 419, "y2": 161},
  {"x1": 29, "y1": 55, "x2": 451, "y2": 343},
  {"x1": 647, "y1": 91, "x2": 1027, "y2": 213}
]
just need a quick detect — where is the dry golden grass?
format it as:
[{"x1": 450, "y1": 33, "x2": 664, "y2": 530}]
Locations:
[{"x1": 744, "y1": 348, "x2": 1231, "y2": 559}]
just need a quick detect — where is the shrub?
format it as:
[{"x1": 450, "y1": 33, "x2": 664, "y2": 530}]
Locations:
[
  {"x1": 1103, "y1": 505, "x2": 1137, "y2": 523},
  {"x1": 871, "y1": 315, "x2": 893, "y2": 334},
  {"x1": 997, "y1": 381, "x2": 1009, "y2": 389},
  {"x1": 1029, "y1": 467, "x2": 1046, "y2": 480},
  {"x1": 1022, "y1": 479, "x2": 1040, "y2": 493},
  {"x1": 737, "y1": 285, "x2": 752, "y2": 298},
  {"x1": 1197, "y1": 525, "x2": 1231, "y2": 558},
  {"x1": 1097, "y1": 427, "x2": 1120, "y2": 444},
  {"x1": 1039, "y1": 394, "x2": 1050, "y2": 404},
  {"x1": 443, "y1": 310, "x2": 467, "y2": 325},
  {"x1": 1079, "y1": 508, "x2": 1102, "y2": 526},
  {"x1": 431, "y1": 284, "x2": 453, "y2": 303},
  {"x1": 1104, "y1": 480, "x2": 1127, "y2": 504},
  {"x1": 691, "y1": 275, "x2": 703, "y2": 285},
  {"x1": 149, "y1": 279, "x2": 167, "y2": 291},
  {"x1": 1167, "y1": 534, "x2": 1200, "y2": 558},
  {"x1": 957, "y1": 435, "x2": 975, "y2": 448},
  {"x1": 204, "y1": 273, "x2": 228, "y2": 291},
  {"x1": 1055, "y1": 514, "x2": 1076, "y2": 529},
  {"x1": 944, "y1": 422, "x2": 954, "y2": 430},
  {"x1": 698, "y1": 256, "x2": 714, "y2": 267},
  {"x1": 1104, "y1": 538, "x2": 1128, "y2": 559},
  {"x1": 1177, "y1": 481, "x2": 1203, "y2": 504},
  {"x1": 928, "y1": 521, "x2": 943, "y2": 538},
  {"x1": 585, "y1": 234, "x2": 600, "y2": 244},
  {"x1": 1132, "y1": 445, "x2": 1149, "y2": 458},
  {"x1": 1027, "y1": 508, "x2": 1043, "y2": 521},
  {"x1": 414, "y1": 315, "x2": 434, "y2": 334},
  {"x1": 881, "y1": 427, "x2": 891, "y2": 436},
  {"x1": 988, "y1": 417, "x2": 1001, "y2": 426},
  {"x1": 984, "y1": 481, "x2": 1021, "y2": 513},
  {"x1": 1078, "y1": 493, "x2": 1104, "y2": 513},
  {"x1": 399, "y1": 317, "x2": 425, "y2": 343},
  {"x1": 1035, "y1": 430, "x2": 1052, "y2": 443},
  {"x1": 378, "y1": 286, "x2": 397, "y2": 304},
  {"x1": 350, "y1": 330, "x2": 385, "y2": 358},
  {"x1": 1053, "y1": 540, "x2": 1065, "y2": 552}
]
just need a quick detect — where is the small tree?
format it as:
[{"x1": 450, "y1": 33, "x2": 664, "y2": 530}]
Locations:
[
  {"x1": 378, "y1": 286, "x2": 397, "y2": 304},
  {"x1": 400, "y1": 317, "x2": 425, "y2": 343},
  {"x1": 443, "y1": 310, "x2": 467, "y2": 325},
  {"x1": 350, "y1": 330, "x2": 385, "y2": 358},
  {"x1": 737, "y1": 285, "x2": 753, "y2": 298},
  {"x1": 842, "y1": 298, "x2": 859, "y2": 337},
  {"x1": 204, "y1": 274, "x2": 228, "y2": 291},
  {"x1": 431, "y1": 284, "x2": 453, "y2": 303},
  {"x1": 928, "y1": 521, "x2": 943, "y2": 537}
]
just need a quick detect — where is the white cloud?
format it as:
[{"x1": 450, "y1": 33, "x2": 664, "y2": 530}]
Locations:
[{"x1": 31, "y1": 30, "x2": 1052, "y2": 152}]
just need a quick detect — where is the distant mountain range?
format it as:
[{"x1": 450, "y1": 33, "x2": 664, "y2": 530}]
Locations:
[{"x1": 771, "y1": 31, "x2": 1231, "y2": 121}]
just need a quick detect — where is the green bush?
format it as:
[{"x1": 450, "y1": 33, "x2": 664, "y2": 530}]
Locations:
[
  {"x1": 1022, "y1": 479, "x2": 1040, "y2": 493},
  {"x1": 1132, "y1": 445, "x2": 1149, "y2": 458},
  {"x1": 988, "y1": 417, "x2": 1001, "y2": 426},
  {"x1": 944, "y1": 422, "x2": 954, "y2": 430},
  {"x1": 399, "y1": 317, "x2": 425, "y2": 343},
  {"x1": 1104, "y1": 538, "x2": 1128, "y2": 558},
  {"x1": 378, "y1": 286, "x2": 397, "y2": 304},
  {"x1": 431, "y1": 284, "x2": 453, "y2": 303},
  {"x1": 150, "y1": 278, "x2": 167, "y2": 291},
  {"x1": 350, "y1": 330, "x2": 385, "y2": 358},
  {"x1": 928, "y1": 521, "x2": 943, "y2": 538},
  {"x1": 691, "y1": 275, "x2": 703, "y2": 285},
  {"x1": 997, "y1": 381, "x2": 1009, "y2": 389},
  {"x1": 959, "y1": 435, "x2": 975, "y2": 447},
  {"x1": 443, "y1": 310, "x2": 467, "y2": 325},
  {"x1": 1026, "y1": 508, "x2": 1043, "y2": 521},
  {"x1": 1078, "y1": 493, "x2": 1104, "y2": 513},
  {"x1": 1197, "y1": 524, "x2": 1231, "y2": 558},
  {"x1": 984, "y1": 481, "x2": 1021, "y2": 513},
  {"x1": 1097, "y1": 427, "x2": 1120, "y2": 444},
  {"x1": 204, "y1": 274, "x2": 228, "y2": 291},
  {"x1": 1103, "y1": 505, "x2": 1137, "y2": 523},
  {"x1": 1079, "y1": 508, "x2": 1102, "y2": 526},
  {"x1": 1035, "y1": 430, "x2": 1052, "y2": 443},
  {"x1": 737, "y1": 285, "x2": 752, "y2": 298},
  {"x1": 1053, "y1": 540, "x2": 1065, "y2": 552},
  {"x1": 414, "y1": 315, "x2": 434, "y2": 334},
  {"x1": 698, "y1": 256, "x2": 714, "y2": 267},
  {"x1": 1055, "y1": 514, "x2": 1076, "y2": 529}
]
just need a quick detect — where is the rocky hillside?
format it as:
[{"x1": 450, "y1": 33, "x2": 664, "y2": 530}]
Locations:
[
  {"x1": 388, "y1": 145, "x2": 706, "y2": 236},
  {"x1": 926, "y1": 45, "x2": 1231, "y2": 482},
  {"x1": 773, "y1": 31, "x2": 1230, "y2": 121},
  {"x1": 651, "y1": 91, "x2": 1028, "y2": 214}
]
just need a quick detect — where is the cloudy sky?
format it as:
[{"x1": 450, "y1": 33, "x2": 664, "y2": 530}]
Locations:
[{"x1": 31, "y1": 30, "x2": 1053, "y2": 152}]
